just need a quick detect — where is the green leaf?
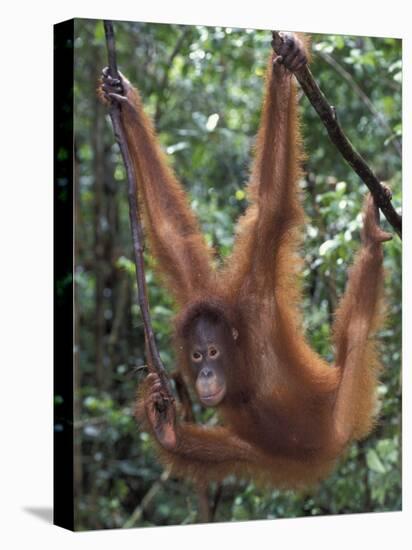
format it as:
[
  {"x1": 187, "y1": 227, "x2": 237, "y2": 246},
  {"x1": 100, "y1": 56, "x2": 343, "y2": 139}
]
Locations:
[{"x1": 366, "y1": 448, "x2": 386, "y2": 473}]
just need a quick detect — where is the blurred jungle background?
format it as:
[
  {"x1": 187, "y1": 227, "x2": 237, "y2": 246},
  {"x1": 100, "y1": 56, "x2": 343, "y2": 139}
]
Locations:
[{"x1": 70, "y1": 18, "x2": 402, "y2": 530}]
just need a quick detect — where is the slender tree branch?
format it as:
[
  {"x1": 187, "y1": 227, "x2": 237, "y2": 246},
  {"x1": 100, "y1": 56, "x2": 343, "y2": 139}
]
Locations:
[
  {"x1": 103, "y1": 20, "x2": 173, "y2": 396},
  {"x1": 210, "y1": 483, "x2": 224, "y2": 522},
  {"x1": 197, "y1": 488, "x2": 211, "y2": 523},
  {"x1": 272, "y1": 31, "x2": 402, "y2": 239},
  {"x1": 170, "y1": 369, "x2": 216, "y2": 522},
  {"x1": 171, "y1": 370, "x2": 195, "y2": 422},
  {"x1": 123, "y1": 468, "x2": 171, "y2": 528},
  {"x1": 103, "y1": 23, "x2": 216, "y2": 524}
]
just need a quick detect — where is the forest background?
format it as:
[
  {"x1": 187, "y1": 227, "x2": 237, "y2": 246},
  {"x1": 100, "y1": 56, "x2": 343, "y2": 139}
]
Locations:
[{"x1": 67, "y1": 19, "x2": 402, "y2": 530}]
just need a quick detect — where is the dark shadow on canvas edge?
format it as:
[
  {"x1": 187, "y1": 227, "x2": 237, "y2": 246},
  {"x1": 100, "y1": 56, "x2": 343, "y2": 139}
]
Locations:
[{"x1": 23, "y1": 507, "x2": 53, "y2": 524}]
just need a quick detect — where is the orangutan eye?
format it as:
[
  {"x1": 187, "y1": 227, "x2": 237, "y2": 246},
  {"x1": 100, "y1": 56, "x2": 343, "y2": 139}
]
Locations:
[
  {"x1": 208, "y1": 346, "x2": 219, "y2": 358},
  {"x1": 192, "y1": 351, "x2": 202, "y2": 362}
]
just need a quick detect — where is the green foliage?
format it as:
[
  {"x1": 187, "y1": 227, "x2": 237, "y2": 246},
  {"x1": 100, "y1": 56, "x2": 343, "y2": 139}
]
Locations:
[{"x1": 73, "y1": 19, "x2": 402, "y2": 530}]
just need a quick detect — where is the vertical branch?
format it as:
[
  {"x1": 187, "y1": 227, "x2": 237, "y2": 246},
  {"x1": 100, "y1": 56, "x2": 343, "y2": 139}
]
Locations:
[
  {"x1": 103, "y1": 21, "x2": 216, "y2": 524},
  {"x1": 171, "y1": 370, "x2": 215, "y2": 522},
  {"x1": 102, "y1": 20, "x2": 172, "y2": 396}
]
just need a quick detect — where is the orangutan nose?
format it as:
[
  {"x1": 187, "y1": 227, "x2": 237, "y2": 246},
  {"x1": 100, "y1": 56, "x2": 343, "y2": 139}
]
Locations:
[{"x1": 200, "y1": 368, "x2": 213, "y2": 378}]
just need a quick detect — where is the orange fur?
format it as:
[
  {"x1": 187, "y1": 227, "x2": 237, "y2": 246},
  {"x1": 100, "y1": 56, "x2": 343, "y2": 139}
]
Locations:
[{"x1": 103, "y1": 33, "x2": 388, "y2": 489}]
